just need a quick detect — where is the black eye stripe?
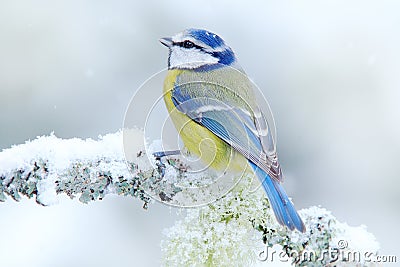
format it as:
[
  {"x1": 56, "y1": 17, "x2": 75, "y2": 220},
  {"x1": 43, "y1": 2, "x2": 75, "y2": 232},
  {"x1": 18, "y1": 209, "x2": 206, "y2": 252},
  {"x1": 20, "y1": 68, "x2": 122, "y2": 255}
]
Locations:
[{"x1": 173, "y1": 40, "x2": 204, "y2": 50}]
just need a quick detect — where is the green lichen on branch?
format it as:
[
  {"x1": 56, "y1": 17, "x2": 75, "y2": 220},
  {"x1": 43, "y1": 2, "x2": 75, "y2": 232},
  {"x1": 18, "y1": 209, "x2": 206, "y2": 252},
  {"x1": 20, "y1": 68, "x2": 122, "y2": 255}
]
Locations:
[
  {"x1": 0, "y1": 130, "x2": 181, "y2": 207},
  {"x1": 0, "y1": 130, "x2": 188, "y2": 207},
  {"x1": 0, "y1": 157, "x2": 154, "y2": 207},
  {"x1": 0, "y1": 160, "x2": 43, "y2": 203}
]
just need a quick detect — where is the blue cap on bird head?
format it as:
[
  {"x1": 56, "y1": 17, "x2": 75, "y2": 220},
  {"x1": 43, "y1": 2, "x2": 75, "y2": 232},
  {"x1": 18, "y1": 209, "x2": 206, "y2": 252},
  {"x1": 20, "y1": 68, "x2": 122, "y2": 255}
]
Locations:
[
  {"x1": 186, "y1": 29, "x2": 226, "y2": 49},
  {"x1": 160, "y1": 28, "x2": 236, "y2": 70}
]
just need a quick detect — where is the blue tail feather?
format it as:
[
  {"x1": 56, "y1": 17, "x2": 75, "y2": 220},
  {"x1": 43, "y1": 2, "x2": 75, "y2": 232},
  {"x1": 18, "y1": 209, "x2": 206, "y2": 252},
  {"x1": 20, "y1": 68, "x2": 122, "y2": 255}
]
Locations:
[{"x1": 250, "y1": 162, "x2": 306, "y2": 232}]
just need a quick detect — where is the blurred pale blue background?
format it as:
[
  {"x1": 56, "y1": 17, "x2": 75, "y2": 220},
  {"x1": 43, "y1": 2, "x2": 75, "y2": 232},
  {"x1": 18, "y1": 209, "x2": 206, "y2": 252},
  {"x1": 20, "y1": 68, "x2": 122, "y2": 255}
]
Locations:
[{"x1": 1, "y1": 1, "x2": 399, "y2": 266}]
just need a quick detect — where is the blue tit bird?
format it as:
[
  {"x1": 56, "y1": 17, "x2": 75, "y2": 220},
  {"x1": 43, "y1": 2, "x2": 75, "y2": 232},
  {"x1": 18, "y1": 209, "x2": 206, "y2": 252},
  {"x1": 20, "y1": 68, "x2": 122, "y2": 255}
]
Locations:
[{"x1": 159, "y1": 28, "x2": 305, "y2": 232}]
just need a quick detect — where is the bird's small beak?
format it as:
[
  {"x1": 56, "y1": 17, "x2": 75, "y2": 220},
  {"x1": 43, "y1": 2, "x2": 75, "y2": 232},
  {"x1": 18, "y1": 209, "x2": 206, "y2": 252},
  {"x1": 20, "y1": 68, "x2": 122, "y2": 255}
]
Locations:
[{"x1": 159, "y1": 37, "x2": 173, "y2": 48}]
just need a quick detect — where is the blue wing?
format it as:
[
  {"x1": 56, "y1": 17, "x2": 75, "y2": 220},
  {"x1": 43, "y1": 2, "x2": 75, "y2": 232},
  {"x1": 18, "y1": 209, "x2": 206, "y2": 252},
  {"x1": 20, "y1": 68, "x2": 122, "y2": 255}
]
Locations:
[
  {"x1": 171, "y1": 81, "x2": 305, "y2": 232},
  {"x1": 171, "y1": 83, "x2": 282, "y2": 182}
]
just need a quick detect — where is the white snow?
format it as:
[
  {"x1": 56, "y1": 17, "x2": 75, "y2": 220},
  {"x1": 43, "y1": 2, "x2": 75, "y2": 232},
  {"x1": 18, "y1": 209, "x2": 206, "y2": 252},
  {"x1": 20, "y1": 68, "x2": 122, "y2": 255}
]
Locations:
[{"x1": 0, "y1": 128, "x2": 147, "y2": 205}]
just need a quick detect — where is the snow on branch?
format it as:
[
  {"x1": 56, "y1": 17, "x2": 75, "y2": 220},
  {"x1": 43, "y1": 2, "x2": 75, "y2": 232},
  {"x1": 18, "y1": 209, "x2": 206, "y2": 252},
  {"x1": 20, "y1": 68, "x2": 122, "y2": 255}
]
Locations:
[
  {"x1": 0, "y1": 130, "x2": 380, "y2": 266},
  {"x1": 0, "y1": 129, "x2": 158, "y2": 206}
]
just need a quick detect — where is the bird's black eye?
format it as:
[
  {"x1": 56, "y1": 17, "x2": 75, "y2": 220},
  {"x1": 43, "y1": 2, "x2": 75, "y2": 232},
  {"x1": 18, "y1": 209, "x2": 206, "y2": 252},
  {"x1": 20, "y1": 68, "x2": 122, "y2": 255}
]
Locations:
[{"x1": 183, "y1": 40, "x2": 194, "y2": 48}]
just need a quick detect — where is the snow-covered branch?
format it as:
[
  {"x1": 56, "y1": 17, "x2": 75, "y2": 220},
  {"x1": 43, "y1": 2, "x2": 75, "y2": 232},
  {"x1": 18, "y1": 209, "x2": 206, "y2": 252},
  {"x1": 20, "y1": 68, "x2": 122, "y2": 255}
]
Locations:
[
  {"x1": 0, "y1": 130, "x2": 380, "y2": 266},
  {"x1": 0, "y1": 129, "x2": 158, "y2": 206}
]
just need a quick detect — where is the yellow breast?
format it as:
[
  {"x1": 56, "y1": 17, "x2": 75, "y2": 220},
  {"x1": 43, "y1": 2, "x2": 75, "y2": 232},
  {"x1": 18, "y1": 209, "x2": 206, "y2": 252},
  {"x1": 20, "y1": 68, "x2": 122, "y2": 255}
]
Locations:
[{"x1": 163, "y1": 69, "x2": 248, "y2": 173}]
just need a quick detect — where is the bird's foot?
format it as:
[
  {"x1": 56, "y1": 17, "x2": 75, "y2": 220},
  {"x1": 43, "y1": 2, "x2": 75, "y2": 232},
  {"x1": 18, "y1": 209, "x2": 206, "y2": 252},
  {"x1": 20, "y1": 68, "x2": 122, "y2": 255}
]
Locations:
[
  {"x1": 153, "y1": 150, "x2": 181, "y2": 178},
  {"x1": 152, "y1": 150, "x2": 181, "y2": 158}
]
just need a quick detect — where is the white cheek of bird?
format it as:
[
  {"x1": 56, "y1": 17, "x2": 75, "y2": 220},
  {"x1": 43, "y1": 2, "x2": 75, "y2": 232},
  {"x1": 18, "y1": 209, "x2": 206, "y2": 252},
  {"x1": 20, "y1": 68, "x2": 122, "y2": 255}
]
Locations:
[{"x1": 169, "y1": 46, "x2": 219, "y2": 69}]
